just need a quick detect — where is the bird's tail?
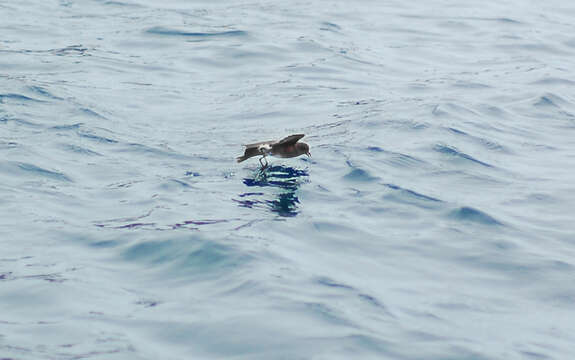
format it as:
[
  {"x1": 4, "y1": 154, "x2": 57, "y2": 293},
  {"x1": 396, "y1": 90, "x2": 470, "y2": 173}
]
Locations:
[{"x1": 236, "y1": 156, "x2": 247, "y2": 163}]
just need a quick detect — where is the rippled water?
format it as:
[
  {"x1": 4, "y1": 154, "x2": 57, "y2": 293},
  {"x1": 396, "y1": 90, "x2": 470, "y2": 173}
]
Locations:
[{"x1": 2, "y1": 0, "x2": 575, "y2": 359}]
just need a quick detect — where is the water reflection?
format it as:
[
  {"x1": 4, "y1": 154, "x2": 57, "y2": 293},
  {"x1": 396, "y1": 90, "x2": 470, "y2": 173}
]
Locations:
[{"x1": 236, "y1": 165, "x2": 309, "y2": 217}]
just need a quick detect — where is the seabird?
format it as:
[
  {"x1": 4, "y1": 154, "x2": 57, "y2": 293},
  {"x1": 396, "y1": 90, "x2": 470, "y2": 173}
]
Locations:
[{"x1": 237, "y1": 134, "x2": 311, "y2": 167}]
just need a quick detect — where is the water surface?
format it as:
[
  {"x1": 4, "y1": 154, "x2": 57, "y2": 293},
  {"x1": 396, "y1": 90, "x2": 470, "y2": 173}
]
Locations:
[{"x1": 1, "y1": 0, "x2": 575, "y2": 359}]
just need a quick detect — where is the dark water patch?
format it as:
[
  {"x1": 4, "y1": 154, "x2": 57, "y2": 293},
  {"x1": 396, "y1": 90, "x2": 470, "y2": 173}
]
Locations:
[
  {"x1": 540, "y1": 289, "x2": 575, "y2": 309},
  {"x1": 0, "y1": 93, "x2": 43, "y2": 104},
  {"x1": 533, "y1": 93, "x2": 569, "y2": 108},
  {"x1": 401, "y1": 308, "x2": 445, "y2": 322},
  {"x1": 520, "y1": 350, "x2": 551, "y2": 360},
  {"x1": 0, "y1": 140, "x2": 19, "y2": 149},
  {"x1": 242, "y1": 166, "x2": 308, "y2": 189},
  {"x1": 0, "y1": 270, "x2": 67, "y2": 283},
  {"x1": 90, "y1": 240, "x2": 121, "y2": 248},
  {"x1": 448, "y1": 206, "x2": 502, "y2": 226},
  {"x1": 77, "y1": 130, "x2": 118, "y2": 144},
  {"x1": 445, "y1": 127, "x2": 507, "y2": 153},
  {"x1": 122, "y1": 236, "x2": 251, "y2": 277},
  {"x1": 181, "y1": 219, "x2": 228, "y2": 226},
  {"x1": 234, "y1": 197, "x2": 265, "y2": 210},
  {"x1": 20, "y1": 273, "x2": 66, "y2": 283},
  {"x1": 383, "y1": 183, "x2": 443, "y2": 209},
  {"x1": 27, "y1": 86, "x2": 63, "y2": 100},
  {"x1": 103, "y1": 0, "x2": 143, "y2": 7},
  {"x1": 338, "y1": 99, "x2": 386, "y2": 107},
  {"x1": 320, "y1": 22, "x2": 341, "y2": 32},
  {"x1": 0, "y1": 272, "x2": 14, "y2": 281},
  {"x1": 529, "y1": 193, "x2": 557, "y2": 203},
  {"x1": 0, "y1": 162, "x2": 72, "y2": 182},
  {"x1": 235, "y1": 192, "x2": 300, "y2": 217},
  {"x1": 105, "y1": 179, "x2": 144, "y2": 189},
  {"x1": 493, "y1": 17, "x2": 522, "y2": 24},
  {"x1": 171, "y1": 219, "x2": 230, "y2": 230},
  {"x1": 51, "y1": 44, "x2": 89, "y2": 56},
  {"x1": 266, "y1": 192, "x2": 300, "y2": 217},
  {"x1": 447, "y1": 127, "x2": 467, "y2": 136},
  {"x1": 50, "y1": 123, "x2": 83, "y2": 131},
  {"x1": 79, "y1": 107, "x2": 107, "y2": 119},
  {"x1": 96, "y1": 218, "x2": 216, "y2": 232},
  {"x1": 238, "y1": 192, "x2": 264, "y2": 197},
  {"x1": 343, "y1": 161, "x2": 378, "y2": 182},
  {"x1": 357, "y1": 294, "x2": 390, "y2": 312},
  {"x1": 365, "y1": 145, "x2": 420, "y2": 164},
  {"x1": 343, "y1": 168, "x2": 376, "y2": 182},
  {"x1": 384, "y1": 184, "x2": 441, "y2": 202},
  {"x1": 316, "y1": 276, "x2": 354, "y2": 290},
  {"x1": 0, "y1": 116, "x2": 43, "y2": 128},
  {"x1": 287, "y1": 66, "x2": 352, "y2": 78},
  {"x1": 159, "y1": 179, "x2": 193, "y2": 190},
  {"x1": 366, "y1": 146, "x2": 384, "y2": 152},
  {"x1": 387, "y1": 152, "x2": 427, "y2": 168},
  {"x1": 135, "y1": 299, "x2": 160, "y2": 308},
  {"x1": 531, "y1": 77, "x2": 575, "y2": 86},
  {"x1": 61, "y1": 144, "x2": 101, "y2": 156},
  {"x1": 238, "y1": 166, "x2": 308, "y2": 217},
  {"x1": 219, "y1": 47, "x2": 290, "y2": 63},
  {"x1": 110, "y1": 222, "x2": 156, "y2": 230},
  {"x1": 433, "y1": 144, "x2": 493, "y2": 167},
  {"x1": 146, "y1": 27, "x2": 247, "y2": 39},
  {"x1": 409, "y1": 15, "x2": 522, "y2": 24}
]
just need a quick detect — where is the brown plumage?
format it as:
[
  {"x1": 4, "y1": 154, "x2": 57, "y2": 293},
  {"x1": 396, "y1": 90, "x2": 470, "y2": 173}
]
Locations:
[{"x1": 237, "y1": 134, "x2": 311, "y2": 166}]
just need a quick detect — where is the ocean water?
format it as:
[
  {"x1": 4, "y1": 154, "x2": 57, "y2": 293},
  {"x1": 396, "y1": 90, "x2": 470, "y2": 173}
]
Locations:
[{"x1": 1, "y1": 0, "x2": 575, "y2": 359}]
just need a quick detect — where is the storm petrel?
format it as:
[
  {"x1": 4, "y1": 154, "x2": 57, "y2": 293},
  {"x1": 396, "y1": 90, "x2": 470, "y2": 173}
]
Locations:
[{"x1": 237, "y1": 134, "x2": 311, "y2": 167}]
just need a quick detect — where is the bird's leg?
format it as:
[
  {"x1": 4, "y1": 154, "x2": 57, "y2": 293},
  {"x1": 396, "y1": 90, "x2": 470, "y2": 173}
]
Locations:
[{"x1": 259, "y1": 155, "x2": 268, "y2": 169}]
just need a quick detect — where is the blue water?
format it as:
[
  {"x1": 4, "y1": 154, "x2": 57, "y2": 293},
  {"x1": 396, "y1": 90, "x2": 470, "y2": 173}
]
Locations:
[{"x1": 2, "y1": 0, "x2": 575, "y2": 359}]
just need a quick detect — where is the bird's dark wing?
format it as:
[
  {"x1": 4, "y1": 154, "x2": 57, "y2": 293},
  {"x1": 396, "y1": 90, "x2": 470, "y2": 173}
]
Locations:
[
  {"x1": 243, "y1": 140, "x2": 274, "y2": 148},
  {"x1": 277, "y1": 134, "x2": 305, "y2": 145},
  {"x1": 237, "y1": 146, "x2": 262, "y2": 162}
]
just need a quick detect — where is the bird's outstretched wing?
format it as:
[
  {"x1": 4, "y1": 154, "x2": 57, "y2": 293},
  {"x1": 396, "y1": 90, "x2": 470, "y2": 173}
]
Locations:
[
  {"x1": 243, "y1": 140, "x2": 274, "y2": 148},
  {"x1": 277, "y1": 134, "x2": 305, "y2": 145}
]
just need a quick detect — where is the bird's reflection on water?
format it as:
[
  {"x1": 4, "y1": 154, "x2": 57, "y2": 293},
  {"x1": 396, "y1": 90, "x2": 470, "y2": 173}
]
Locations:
[{"x1": 235, "y1": 165, "x2": 309, "y2": 217}]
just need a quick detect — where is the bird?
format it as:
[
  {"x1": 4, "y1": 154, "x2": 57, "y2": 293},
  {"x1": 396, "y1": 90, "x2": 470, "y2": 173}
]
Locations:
[{"x1": 237, "y1": 134, "x2": 311, "y2": 168}]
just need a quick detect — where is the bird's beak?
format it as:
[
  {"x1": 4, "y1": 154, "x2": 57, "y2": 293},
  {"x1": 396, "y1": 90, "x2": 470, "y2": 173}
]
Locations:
[{"x1": 307, "y1": 152, "x2": 311, "y2": 157}]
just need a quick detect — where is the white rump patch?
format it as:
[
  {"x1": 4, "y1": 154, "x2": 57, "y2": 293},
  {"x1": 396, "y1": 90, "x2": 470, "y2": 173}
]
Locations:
[{"x1": 258, "y1": 144, "x2": 272, "y2": 154}]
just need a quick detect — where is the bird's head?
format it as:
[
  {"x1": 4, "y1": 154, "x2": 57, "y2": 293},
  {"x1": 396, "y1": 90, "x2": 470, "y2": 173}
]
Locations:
[{"x1": 297, "y1": 142, "x2": 311, "y2": 157}]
